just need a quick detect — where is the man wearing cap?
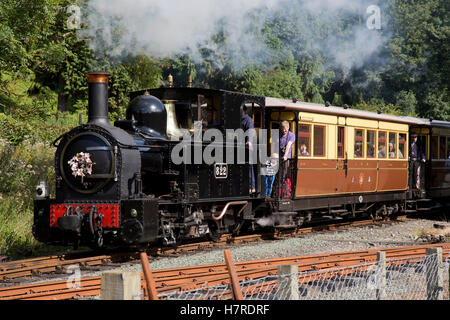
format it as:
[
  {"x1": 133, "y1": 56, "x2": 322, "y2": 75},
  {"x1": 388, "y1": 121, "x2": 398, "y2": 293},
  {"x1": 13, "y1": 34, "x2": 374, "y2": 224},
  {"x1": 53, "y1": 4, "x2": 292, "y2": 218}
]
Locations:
[
  {"x1": 242, "y1": 106, "x2": 256, "y2": 193},
  {"x1": 410, "y1": 134, "x2": 425, "y2": 190}
]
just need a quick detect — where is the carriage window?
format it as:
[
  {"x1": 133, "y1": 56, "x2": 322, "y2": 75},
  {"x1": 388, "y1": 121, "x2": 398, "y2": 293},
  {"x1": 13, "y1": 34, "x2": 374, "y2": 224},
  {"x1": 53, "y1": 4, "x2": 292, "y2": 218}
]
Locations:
[
  {"x1": 298, "y1": 124, "x2": 311, "y2": 157},
  {"x1": 388, "y1": 132, "x2": 397, "y2": 158},
  {"x1": 378, "y1": 131, "x2": 386, "y2": 158},
  {"x1": 354, "y1": 129, "x2": 364, "y2": 158},
  {"x1": 313, "y1": 125, "x2": 325, "y2": 157},
  {"x1": 431, "y1": 136, "x2": 439, "y2": 159},
  {"x1": 366, "y1": 130, "x2": 376, "y2": 158},
  {"x1": 337, "y1": 126, "x2": 345, "y2": 158},
  {"x1": 440, "y1": 136, "x2": 447, "y2": 159},
  {"x1": 398, "y1": 133, "x2": 406, "y2": 159}
]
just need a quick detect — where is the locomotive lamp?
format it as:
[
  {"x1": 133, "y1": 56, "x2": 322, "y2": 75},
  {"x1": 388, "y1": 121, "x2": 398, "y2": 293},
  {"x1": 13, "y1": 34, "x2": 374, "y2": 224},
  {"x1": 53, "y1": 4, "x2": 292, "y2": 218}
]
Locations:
[
  {"x1": 35, "y1": 180, "x2": 49, "y2": 199},
  {"x1": 168, "y1": 74, "x2": 174, "y2": 87}
]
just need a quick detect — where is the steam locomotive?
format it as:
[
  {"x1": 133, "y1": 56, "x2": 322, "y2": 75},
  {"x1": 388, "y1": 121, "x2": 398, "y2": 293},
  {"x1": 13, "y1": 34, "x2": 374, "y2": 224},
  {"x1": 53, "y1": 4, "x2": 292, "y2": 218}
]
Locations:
[{"x1": 33, "y1": 73, "x2": 450, "y2": 250}]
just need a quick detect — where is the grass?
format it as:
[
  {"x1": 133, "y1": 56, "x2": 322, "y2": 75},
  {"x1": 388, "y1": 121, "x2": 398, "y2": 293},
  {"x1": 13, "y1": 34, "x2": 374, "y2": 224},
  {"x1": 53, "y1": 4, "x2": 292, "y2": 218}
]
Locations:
[
  {"x1": 0, "y1": 75, "x2": 93, "y2": 260},
  {"x1": 0, "y1": 126, "x2": 76, "y2": 259},
  {"x1": 0, "y1": 196, "x2": 39, "y2": 257}
]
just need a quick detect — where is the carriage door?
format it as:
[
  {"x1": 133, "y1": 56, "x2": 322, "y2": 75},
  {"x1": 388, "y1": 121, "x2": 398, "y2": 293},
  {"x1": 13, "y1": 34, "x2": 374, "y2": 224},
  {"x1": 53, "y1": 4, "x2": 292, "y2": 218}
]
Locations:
[
  {"x1": 268, "y1": 111, "x2": 297, "y2": 199},
  {"x1": 336, "y1": 125, "x2": 347, "y2": 193},
  {"x1": 410, "y1": 127, "x2": 429, "y2": 192}
]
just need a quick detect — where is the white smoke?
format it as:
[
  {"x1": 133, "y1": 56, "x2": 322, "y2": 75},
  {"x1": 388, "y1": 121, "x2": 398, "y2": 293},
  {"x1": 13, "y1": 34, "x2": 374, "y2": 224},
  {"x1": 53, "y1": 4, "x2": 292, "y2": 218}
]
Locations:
[
  {"x1": 78, "y1": 0, "x2": 390, "y2": 73},
  {"x1": 256, "y1": 216, "x2": 275, "y2": 227}
]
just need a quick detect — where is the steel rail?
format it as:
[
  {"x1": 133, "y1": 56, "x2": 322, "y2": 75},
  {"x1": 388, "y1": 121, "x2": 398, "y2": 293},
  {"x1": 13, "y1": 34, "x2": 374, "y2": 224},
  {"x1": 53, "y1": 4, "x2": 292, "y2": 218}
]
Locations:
[
  {"x1": 0, "y1": 243, "x2": 448, "y2": 300},
  {"x1": 0, "y1": 216, "x2": 406, "y2": 281}
]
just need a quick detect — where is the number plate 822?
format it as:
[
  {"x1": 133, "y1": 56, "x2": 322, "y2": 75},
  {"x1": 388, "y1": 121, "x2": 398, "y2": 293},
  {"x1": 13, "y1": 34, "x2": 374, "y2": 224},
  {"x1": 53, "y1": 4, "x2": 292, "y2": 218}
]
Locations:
[{"x1": 214, "y1": 163, "x2": 228, "y2": 179}]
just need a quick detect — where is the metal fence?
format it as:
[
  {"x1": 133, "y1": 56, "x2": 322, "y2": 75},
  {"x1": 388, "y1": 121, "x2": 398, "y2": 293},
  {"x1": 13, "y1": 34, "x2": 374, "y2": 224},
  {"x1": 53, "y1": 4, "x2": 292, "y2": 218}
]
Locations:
[{"x1": 160, "y1": 250, "x2": 450, "y2": 300}]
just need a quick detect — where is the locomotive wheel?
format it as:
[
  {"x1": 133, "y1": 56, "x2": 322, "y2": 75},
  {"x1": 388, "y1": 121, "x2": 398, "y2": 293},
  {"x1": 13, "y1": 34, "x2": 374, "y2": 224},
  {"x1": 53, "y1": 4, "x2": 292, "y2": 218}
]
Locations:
[{"x1": 207, "y1": 221, "x2": 223, "y2": 242}]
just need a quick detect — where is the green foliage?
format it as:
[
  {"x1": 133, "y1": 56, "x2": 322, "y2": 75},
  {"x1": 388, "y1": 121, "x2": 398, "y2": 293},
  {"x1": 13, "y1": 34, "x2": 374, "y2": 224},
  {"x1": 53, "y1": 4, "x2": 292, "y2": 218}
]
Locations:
[
  {"x1": 354, "y1": 98, "x2": 403, "y2": 116},
  {"x1": 239, "y1": 64, "x2": 304, "y2": 100},
  {"x1": 394, "y1": 90, "x2": 418, "y2": 116},
  {"x1": 0, "y1": 113, "x2": 32, "y2": 145},
  {"x1": 2, "y1": 0, "x2": 448, "y2": 120},
  {"x1": 383, "y1": 0, "x2": 450, "y2": 117},
  {"x1": 0, "y1": 139, "x2": 55, "y2": 257},
  {"x1": 0, "y1": 0, "x2": 449, "y2": 257},
  {"x1": 423, "y1": 88, "x2": 450, "y2": 121},
  {"x1": 332, "y1": 94, "x2": 344, "y2": 107}
]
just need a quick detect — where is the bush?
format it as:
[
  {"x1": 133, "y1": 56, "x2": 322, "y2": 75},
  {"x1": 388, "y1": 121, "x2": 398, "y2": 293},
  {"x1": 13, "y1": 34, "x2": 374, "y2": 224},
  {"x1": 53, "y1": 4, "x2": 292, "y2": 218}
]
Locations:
[
  {"x1": 0, "y1": 139, "x2": 56, "y2": 258},
  {"x1": 0, "y1": 113, "x2": 32, "y2": 145},
  {"x1": 0, "y1": 112, "x2": 75, "y2": 146}
]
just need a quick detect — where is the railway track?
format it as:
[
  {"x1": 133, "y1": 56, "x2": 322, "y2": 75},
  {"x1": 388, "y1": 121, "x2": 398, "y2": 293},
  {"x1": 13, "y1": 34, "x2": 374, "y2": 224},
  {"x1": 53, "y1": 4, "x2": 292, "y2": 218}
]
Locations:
[
  {"x1": 0, "y1": 242, "x2": 448, "y2": 300},
  {"x1": 0, "y1": 216, "x2": 408, "y2": 282}
]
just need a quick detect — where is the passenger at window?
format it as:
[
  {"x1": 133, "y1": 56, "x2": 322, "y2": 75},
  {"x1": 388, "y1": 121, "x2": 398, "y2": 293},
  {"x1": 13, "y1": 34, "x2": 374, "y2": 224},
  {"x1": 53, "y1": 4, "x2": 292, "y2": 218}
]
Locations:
[
  {"x1": 299, "y1": 143, "x2": 309, "y2": 156},
  {"x1": 354, "y1": 143, "x2": 362, "y2": 157},
  {"x1": 280, "y1": 121, "x2": 295, "y2": 161},
  {"x1": 388, "y1": 143, "x2": 396, "y2": 158},
  {"x1": 378, "y1": 145, "x2": 386, "y2": 158},
  {"x1": 367, "y1": 144, "x2": 375, "y2": 158}
]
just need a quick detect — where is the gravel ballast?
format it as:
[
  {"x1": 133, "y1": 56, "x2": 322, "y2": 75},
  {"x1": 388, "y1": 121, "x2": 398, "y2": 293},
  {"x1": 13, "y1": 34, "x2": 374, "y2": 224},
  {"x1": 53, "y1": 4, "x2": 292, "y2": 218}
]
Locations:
[
  {"x1": 145, "y1": 218, "x2": 450, "y2": 271},
  {"x1": 11, "y1": 217, "x2": 450, "y2": 288}
]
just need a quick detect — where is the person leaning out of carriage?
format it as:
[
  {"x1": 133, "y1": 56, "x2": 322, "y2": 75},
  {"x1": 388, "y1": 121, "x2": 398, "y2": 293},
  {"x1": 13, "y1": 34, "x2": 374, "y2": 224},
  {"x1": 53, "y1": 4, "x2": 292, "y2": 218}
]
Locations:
[
  {"x1": 279, "y1": 121, "x2": 295, "y2": 191},
  {"x1": 410, "y1": 134, "x2": 426, "y2": 192}
]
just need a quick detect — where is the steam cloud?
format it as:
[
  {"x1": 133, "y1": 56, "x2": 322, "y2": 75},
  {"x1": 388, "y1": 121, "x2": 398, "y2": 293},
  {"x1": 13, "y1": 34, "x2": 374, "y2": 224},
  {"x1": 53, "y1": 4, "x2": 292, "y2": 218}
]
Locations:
[{"x1": 79, "y1": 0, "x2": 390, "y2": 73}]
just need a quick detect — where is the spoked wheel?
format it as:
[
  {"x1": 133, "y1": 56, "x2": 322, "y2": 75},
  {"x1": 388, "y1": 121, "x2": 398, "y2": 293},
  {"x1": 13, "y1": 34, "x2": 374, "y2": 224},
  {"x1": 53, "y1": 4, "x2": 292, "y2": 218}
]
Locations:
[{"x1": 207, "y1": 221, "x2": 224, "y2": 242}]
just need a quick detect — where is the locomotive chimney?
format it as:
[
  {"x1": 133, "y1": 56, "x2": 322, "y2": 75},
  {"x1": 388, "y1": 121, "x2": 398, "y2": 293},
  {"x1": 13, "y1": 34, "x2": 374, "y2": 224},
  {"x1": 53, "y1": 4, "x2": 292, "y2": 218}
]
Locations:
[{"x1": 87, "y1": 72, "x2": 110, "y2": 126}]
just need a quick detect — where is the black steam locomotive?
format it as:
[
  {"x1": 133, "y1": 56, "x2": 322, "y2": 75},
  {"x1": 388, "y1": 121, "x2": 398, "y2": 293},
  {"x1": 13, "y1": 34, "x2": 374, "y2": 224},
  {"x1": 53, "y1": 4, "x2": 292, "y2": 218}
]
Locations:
[
  {"x1": 33, "y1": 73, "x2": 266, "y2": 249},
  {"x1": 33, "y1": 73, "x2": 450, "y2": 250}
]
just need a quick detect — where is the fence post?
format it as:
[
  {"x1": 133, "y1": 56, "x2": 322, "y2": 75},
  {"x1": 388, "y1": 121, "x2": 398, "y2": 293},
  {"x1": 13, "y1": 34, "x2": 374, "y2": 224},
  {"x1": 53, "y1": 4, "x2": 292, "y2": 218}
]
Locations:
[
  {"x1": 224, "y1": 250, "x2": 244, "y2": 300},
  {"x1": 140, "y1": 251, "x2": 159, "y2": 300},
  {"x1": 425, "y1": 247, "x2": 443, "y2": 300},
  {"x1": 376, "y1": 251, "x2": 386, "y2": 300},
  {"x1": 101, "y1": 271, "x2": 141, "y2": 300},
  {"x1": 276, "y1": 265, "x2": 299, "y2": 300}
]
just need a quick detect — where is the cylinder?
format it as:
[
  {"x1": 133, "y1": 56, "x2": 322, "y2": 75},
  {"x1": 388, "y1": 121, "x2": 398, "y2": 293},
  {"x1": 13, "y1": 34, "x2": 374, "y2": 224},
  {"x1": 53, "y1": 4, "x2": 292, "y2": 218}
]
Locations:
[{"x1": 87, "y1": 72, "x2": 110, "y2": 126}]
